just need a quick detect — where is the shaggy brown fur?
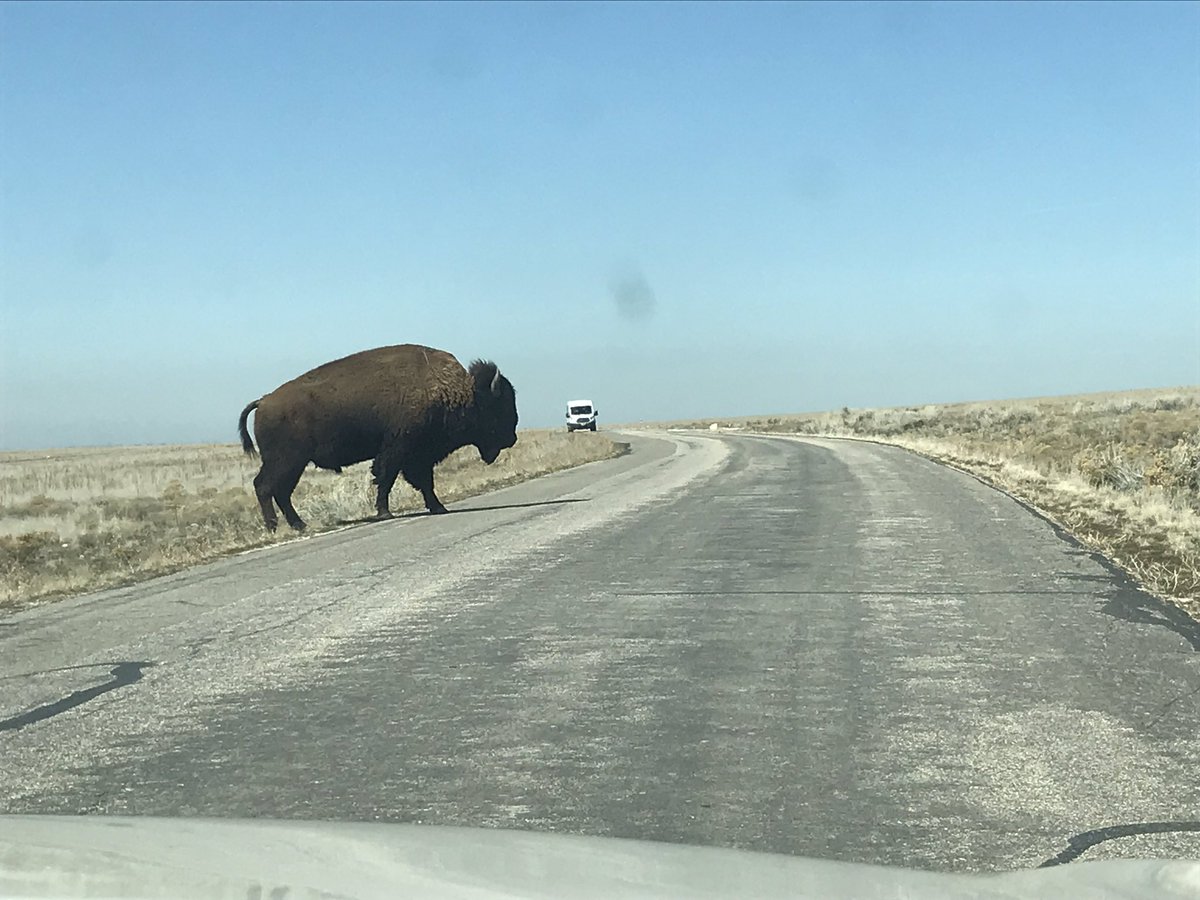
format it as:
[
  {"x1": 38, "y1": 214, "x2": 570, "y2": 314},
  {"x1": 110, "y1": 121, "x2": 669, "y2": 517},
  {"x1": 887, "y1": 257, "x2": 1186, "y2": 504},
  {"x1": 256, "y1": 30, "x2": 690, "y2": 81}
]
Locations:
[{"x1": 238, "y1": 344, "x2": 518, "y2": 531}]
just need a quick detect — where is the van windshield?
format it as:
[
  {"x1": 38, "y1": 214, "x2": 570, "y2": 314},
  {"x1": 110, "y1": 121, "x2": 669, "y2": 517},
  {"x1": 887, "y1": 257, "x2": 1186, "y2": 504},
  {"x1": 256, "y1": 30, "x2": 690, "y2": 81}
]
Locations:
[{"x1": 570, "y1": 406, "x2": 593, "y2": 415}]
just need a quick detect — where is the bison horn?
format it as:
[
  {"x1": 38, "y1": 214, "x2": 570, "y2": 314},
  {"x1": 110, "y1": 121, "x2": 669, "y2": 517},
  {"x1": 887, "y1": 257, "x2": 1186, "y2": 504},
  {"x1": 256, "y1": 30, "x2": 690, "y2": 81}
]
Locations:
[{"x1": 491, "y1": 368, "x2": 502, "y2": 395}]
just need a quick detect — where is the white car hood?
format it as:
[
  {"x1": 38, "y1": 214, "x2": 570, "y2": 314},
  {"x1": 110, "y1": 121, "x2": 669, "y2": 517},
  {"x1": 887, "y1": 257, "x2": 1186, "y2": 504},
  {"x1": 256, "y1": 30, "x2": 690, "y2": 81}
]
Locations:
[{"x1": 1, "y1": 816, "x2": 1197, "y2": 900}]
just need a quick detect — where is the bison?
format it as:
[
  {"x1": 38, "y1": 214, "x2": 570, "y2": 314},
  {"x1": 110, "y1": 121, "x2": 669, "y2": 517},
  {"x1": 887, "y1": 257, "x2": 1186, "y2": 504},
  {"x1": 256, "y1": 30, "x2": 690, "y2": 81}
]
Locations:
[{"x1": 237, "y1": 344, "x2": 518, "y2": 531}]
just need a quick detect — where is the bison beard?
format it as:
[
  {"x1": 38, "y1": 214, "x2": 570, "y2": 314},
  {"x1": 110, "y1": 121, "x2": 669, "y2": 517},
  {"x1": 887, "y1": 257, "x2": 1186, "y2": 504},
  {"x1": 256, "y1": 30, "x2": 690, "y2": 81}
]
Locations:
[{"x1": 237, "y1": 344, "x2": 518, "y2": 531}]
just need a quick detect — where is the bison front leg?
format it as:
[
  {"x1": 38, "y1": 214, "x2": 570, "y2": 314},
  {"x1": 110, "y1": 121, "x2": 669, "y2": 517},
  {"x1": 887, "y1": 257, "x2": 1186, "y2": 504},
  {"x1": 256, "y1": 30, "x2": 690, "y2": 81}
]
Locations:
[{"x1": 402, "y1": 461, "x2": 448, "y2": 515}]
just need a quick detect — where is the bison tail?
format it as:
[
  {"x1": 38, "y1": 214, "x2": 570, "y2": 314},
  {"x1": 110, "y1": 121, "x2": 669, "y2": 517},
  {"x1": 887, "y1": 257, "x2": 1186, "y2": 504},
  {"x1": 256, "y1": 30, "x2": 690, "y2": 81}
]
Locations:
[{"x1": 238, "y1": 400, "x2": 260, "y2": 456}]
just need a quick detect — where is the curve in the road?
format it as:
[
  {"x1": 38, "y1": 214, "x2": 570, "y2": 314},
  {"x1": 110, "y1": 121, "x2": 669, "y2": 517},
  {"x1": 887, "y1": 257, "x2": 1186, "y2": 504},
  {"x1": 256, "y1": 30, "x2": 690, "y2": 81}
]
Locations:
[{"x1": 910, "y1": 447, "x2": 1200, "y2": 652}]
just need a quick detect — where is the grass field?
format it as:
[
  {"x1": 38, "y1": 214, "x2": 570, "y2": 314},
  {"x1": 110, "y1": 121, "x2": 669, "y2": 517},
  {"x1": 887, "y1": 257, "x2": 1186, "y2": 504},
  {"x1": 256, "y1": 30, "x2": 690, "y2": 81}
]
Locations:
[
  {"x1": 674, "y1": 386, "x2": 1200, "y2": 621},
  {"x1": 0, "y1": 430, "x2": 625, "y2": 612}
]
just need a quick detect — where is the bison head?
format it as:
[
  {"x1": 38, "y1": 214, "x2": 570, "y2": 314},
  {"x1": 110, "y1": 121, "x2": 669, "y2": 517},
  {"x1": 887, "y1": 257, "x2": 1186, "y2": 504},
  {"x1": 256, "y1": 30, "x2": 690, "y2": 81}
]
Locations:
[{"x1": 469, "y1": 360, "x2": 518, "y2": 464}]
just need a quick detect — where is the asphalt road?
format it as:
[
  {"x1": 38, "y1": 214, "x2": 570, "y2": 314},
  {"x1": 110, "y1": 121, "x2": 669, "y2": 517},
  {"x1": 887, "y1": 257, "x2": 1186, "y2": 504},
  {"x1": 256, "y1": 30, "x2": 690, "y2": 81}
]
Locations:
[{"x1": 2, "y1": 431, "x2": 1198, "y2": 872}]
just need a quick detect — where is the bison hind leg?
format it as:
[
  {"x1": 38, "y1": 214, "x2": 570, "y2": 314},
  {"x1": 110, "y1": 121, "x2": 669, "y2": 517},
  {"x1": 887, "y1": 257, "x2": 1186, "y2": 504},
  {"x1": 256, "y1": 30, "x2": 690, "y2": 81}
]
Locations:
[
  {"x1": 253, "y1": 468, "x2": 279, "y2": 532},
  {"x1": 254, "y1": 459, "x2": 308, "y2": 532},
  {"x1": 274, "y1": 465, "x2": 308, "y2": 531},
  {"x1": 371, "y1": 454, "x2": 401, "y2": 518}
]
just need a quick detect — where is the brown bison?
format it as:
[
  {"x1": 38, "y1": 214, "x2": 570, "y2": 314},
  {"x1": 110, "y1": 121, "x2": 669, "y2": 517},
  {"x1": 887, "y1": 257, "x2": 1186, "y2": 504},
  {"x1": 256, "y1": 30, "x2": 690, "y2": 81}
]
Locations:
[{"x1": 238, "y1": 344, "x2": 518, "y2": 531}]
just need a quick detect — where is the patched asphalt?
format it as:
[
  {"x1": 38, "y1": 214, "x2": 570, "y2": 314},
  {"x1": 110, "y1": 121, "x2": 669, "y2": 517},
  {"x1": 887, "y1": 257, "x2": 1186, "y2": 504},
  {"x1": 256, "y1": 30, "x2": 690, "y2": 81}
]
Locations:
[{"x1": 1, "y1": 431, "x2": 1197, "y2": 872}]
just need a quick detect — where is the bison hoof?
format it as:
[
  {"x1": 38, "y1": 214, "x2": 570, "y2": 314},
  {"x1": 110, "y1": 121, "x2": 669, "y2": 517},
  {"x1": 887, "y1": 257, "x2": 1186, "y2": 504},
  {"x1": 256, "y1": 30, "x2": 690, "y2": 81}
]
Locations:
[
  {"x1": 374, "y1": 510, "x2": 394, "y2": 520},
  {"x1": 427, "y1": 504, "x2": 448, "y2": 515}
]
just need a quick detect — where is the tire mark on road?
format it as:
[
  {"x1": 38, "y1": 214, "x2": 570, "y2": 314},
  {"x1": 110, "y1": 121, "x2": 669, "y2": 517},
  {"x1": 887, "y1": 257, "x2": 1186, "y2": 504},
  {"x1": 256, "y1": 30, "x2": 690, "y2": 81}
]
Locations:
[
  {"x1": 1040, "y1": 821, "x2": 1200, "y2": 866},
  {"x1": 0, "y1": 662, "x2": 152, "y2": 734}
]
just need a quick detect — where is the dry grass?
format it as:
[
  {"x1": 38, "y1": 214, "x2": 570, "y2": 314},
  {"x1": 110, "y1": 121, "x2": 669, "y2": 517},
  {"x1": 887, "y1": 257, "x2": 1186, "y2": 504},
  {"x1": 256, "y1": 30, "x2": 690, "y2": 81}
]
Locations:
[
  {"x1": 677, "y1": 387, "x2": 1200, "y2": 621},
  {"x1": 0, "y1": 430, "x2": 625, "y2": 612}
]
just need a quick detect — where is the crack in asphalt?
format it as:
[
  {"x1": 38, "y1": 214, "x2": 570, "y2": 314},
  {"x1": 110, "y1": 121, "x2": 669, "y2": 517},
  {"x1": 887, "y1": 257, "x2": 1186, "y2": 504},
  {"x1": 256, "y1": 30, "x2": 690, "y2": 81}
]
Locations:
[
  {"x1": 236, "y1": 595, "x2": 355, "y2": 641},
  {"x1": 1143, "y1": 682, "x2": 1200, "y2": 732},
  {"x1": 1040, "y1": 821, "x2": 1200, "y2": 866},
  {"x1": 184, "y1": 636, "x2": 217, "y2": 660},
  {"x1": 0, "y1": 662, "x2": 153, "y2": 734}
]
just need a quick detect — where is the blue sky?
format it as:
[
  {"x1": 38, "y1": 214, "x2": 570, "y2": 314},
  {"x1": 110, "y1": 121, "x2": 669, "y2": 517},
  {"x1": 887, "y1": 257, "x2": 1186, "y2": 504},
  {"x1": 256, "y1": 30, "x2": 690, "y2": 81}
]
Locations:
[{"x1": 1, "y1": 1, "x2": 1197, "y2": 448}]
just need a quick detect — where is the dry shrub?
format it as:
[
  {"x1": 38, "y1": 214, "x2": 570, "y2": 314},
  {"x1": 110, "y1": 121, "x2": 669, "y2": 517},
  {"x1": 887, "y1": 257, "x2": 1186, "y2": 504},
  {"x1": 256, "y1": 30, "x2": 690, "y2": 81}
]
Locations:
[
  {"x1": 1145, "y1": 432, "x2": 1200, "y2": 495},
  {"x1": 4, "y1": 496, "x2": 76, "y2": 518},
  {"x1": 1075, "y1": 445, "x2": 1144, "y2": 492}
]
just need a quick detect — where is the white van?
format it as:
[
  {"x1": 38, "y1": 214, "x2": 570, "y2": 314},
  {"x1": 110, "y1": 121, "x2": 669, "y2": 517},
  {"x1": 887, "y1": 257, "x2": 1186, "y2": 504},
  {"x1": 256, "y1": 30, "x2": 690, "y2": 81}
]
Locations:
[{"x1": 566, "y1": 399, "x2": 598, "y2": 432}]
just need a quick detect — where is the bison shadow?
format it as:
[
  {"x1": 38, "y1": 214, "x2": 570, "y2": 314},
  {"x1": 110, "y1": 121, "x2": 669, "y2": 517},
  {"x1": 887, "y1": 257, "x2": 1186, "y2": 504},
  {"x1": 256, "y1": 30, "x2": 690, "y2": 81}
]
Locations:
[{"x1": 333, "y1": 497, "x2": 589, "y2": 527}]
